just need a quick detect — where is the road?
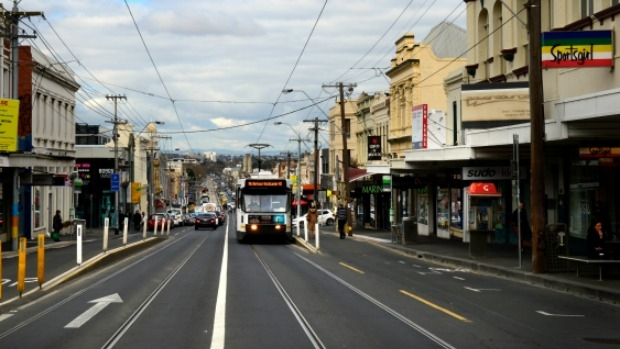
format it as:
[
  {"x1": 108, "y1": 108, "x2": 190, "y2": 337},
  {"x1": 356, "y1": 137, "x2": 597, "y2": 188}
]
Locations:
[{"x1": 0, "y1": 218, "x2": 619, "y2": 348}]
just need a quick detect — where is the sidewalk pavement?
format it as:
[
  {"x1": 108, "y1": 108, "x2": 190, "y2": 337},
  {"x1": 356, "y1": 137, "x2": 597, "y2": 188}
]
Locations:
[{"x1": 342, "y1": 225, "x2": 620, "y2": 305}]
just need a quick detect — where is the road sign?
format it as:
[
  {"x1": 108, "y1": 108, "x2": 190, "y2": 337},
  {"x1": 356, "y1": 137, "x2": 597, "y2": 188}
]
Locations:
[{"x1": 111, "y1": 173, "x2": 120, "y2": 192}]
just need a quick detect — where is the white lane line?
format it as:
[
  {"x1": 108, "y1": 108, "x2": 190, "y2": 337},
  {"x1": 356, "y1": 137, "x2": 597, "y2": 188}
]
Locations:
[
  {"x1": 537, "y1": 311, "x2": 585, "y2": 317},
  {"x1": 210, "y1": 222, "x2": 229, "y2": 349},
  {"x1": 464, "y1": 287, "x2": 500, "y2": 292}
]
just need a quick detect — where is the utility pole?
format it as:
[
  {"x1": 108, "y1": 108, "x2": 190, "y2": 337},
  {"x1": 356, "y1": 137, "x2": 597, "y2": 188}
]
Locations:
[
  {"x1": 106, "y1": 94, "x2": 126, "y2": 233},
  {"x1": 303, "y1": 117, "x2": 327, "y2": 205},
  {"x1": 322, "y1": 82, "x2": 356, "y2": 235},
  {"x1": 528, "y1": 0, "x2": 545, "y2": 273},
  {"x1": 3, "y1": 1, "x2": 42, "y2": 250}
]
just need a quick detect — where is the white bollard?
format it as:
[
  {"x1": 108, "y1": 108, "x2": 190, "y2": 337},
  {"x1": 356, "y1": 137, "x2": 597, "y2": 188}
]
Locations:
[
  {"x1": 315, "y1": 223, "x2": 320, "y2": 250},
  {"x1": 154, "y1": 216, "x2": 159, "y2": 236},
  {"x1": 77, "y1": 224, "x2": 83, "y2": 265},
  {"x1": 142, "y1": 215, "x2": 147, "y2": 238},
  {"x1": 123, "y1": 217, "x2": 128, "y2": 244},
  {"x1": 103, "y1": 217, "x2": 109, "y2": 252}
]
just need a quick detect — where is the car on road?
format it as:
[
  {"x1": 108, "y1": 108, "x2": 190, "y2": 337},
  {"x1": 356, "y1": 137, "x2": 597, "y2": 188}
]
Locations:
[
  {"x1": 195, "y1": 212, "x2": 218, "y2": 230},
  {"x1": 148, "y1": 213, "x2": 169, "y2": 230},
  {"x1": 167, "y1": 209, "x2": 183, "y2": 227},
  {"x1": 292, "y1": 209, "x2": 335, "y2": 228},
  {"x1": 215, "y1": 210, "x2": 226, "y2": 226},
  {"x1": 183, "y1": 213, "x2": 196, "y2": 226}
]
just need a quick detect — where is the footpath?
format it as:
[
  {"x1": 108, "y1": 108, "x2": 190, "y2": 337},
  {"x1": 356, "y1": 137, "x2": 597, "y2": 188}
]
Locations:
[
  {"x1": 3, "y1": 223, "x2": 620, "y2": 307},
  {"x1": 324, "y1": 225, "x2": 620, "y2": 305}
]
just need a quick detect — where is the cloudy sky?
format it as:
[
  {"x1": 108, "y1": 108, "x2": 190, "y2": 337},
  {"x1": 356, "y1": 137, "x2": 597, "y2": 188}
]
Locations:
[{"x1": 19, "y1": 0, "x2": 466, "y2": 156}]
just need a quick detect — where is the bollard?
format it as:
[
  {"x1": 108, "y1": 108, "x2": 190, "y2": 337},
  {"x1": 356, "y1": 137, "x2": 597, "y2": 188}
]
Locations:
[
  {"x1": 122, "y1": 217, "x2": 128, "y2": 244},
  {"x1": 37, "y1": 234, "x2": 45, "y2": 289},
  {"x1": 17, "y1": 237, "x2": 26, "y2": 295},
  {"x1": 77, "y1": 223, "x2": 83, "y2": 265}
]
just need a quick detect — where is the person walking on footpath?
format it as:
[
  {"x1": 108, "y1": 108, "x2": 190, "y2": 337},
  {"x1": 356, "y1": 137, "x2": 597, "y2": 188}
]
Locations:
[
  {"x1": 133, "y1": 210, "x2": 142, "y2": 232},
  {"x1": 337, "y1": 203, "x2": 347, "y2": 239},
  {"x1": 306, "y1": 202, "x2": 318, "y2": 238},
  {"x1": 52, "y1": 210, "x2": 63, "y2": 242}
]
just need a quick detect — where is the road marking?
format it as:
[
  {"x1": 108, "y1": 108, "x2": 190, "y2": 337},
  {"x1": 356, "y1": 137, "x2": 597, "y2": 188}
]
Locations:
[
  {"x1": 537, "y1": 311, "x2": 585, "y2": 317},
  {"x1": 340, "y1": 262, "x2": 365, "y2": 274},
  {"x1": 464, "y1": 286, "x2": 501, "y2": 292},
  {"x1": 65, "y1": 293, "x2": 123, "y2": 328},
  {"x1": 400, "y1": 290, "x2": 472, "y2": 323},
  {"x1": 453, "y1": 276, "x2": 465, "y2": 281},
  {"x1": 0, "y1": 314, "x2": 14, "y2": 322}
]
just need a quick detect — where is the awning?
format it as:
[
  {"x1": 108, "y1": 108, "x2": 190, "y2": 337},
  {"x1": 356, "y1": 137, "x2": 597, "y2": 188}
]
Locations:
[
  {"x1": 467, "y1": 182, "x2": 501, "y2": 197},
  {"x1": 348, "y1": 168, "x2": 368, "y2": 182}
]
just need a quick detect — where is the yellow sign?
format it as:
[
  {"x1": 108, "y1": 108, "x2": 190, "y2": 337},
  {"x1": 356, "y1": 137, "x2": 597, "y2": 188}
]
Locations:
[
  {"x1": 0, "y1": 99, "x2": 19, "y2": 152},
  {"x1": 131, "y1": 182, "x2": 142, "y2": 203}
]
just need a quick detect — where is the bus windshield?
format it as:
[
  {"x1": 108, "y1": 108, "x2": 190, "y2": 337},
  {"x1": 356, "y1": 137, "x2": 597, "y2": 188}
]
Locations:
[{"x1": 244, "y1": 194, "x2": 288, "y2": 213}]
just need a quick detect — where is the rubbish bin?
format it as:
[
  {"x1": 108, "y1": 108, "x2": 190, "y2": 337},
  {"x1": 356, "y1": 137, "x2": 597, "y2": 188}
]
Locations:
[
  {"x1": 403, "y1": 217, "x2": 417, "y2": 244},
  {"x1": 469, "y1": 230, "x2": 490, "y2": 257}
]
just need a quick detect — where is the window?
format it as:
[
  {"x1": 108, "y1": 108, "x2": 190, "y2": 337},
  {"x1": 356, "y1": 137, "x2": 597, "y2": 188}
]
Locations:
[
  {"x1": 344, "y1": 118, "x2": 351, "y2": 139},
  {"x1": 581, "y1": 0, "x2": 594, "y2": 18}
]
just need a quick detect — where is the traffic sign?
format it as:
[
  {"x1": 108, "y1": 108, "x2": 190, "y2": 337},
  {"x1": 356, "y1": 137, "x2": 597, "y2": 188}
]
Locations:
[{"x1": 111, "y1": 173, "x2": 120, "y2": 191}]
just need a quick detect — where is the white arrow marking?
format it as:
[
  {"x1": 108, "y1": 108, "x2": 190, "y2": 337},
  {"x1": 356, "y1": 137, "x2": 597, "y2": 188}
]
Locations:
[
  {"x1": 536, "y1": 311, "x2": 584, "y2": 317},
  {"x1": 464, "y1": 287, "x2": 501, "y2": 292},
  {"x1": 65, "y1": 293, "x2": 123, "y2": 328}
]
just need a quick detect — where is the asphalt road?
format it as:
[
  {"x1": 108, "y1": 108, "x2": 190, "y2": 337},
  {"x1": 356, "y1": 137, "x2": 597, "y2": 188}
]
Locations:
[{"x1": 1, "y1": 219, "x2": 619, "y2": 348}]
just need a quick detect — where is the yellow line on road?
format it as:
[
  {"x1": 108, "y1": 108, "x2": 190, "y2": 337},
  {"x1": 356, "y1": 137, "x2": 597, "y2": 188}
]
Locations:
[
  {"x1": 400, "y1": 290, "x2": 472, "y2": 323},
  {"x1": 339, "y1": 262, "x2": 365, "y2": 274}
]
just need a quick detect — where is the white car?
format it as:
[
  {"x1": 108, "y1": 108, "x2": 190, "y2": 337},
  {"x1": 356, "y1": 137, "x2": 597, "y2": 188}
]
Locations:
[
  {"x1": 166, "y1": 209, "x2": 183, "y2": 227},
  {"x1": 292, "y1": 209, "x2": 335, "y2": 227}
]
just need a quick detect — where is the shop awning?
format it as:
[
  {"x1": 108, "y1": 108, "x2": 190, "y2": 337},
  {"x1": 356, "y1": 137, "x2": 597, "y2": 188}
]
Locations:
[
  {"x1": 467, "y1": 182, "x2": 501, "y2": 197},
  {"x1": 348, "y1": 168, "x2": 368, "y2": 182}
]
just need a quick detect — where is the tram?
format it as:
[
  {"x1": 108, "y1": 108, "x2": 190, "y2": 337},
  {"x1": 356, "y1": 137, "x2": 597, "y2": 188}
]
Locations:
[{"x1": 235, "y1": 178, "x2": 292, "y2": 242}]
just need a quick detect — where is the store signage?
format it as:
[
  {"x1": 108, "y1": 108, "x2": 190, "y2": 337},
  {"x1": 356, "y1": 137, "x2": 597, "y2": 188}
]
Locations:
[
  {"x1": 542, "y1": 30, "x2": 613, "y2": 68},
  {"x1": 0, "y1": 98, "x2": 20, "y2": 152},
  {"x1": 579, "y1": 147, "x2": 620, "y2": 158},
  {"x1": 411, "y1": 104, "x2": 427, "y2": 149},
  {"x1": 368, "y1": 136, "x2": 382, "y2": 160},
  {"x1": 462, "y1": 166, "x2": 525, "y2": 180}
]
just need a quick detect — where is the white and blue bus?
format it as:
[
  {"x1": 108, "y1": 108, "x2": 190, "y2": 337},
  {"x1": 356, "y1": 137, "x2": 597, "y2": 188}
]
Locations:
[{"x1": 235, "y1": 178, "x2": 292, "y2": 242}]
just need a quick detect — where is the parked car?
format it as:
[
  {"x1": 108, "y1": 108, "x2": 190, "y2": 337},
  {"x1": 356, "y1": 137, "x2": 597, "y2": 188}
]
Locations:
[
  {"x1": 148, "y1": 213, "x2": 169, "y2": 230},
  {"x1": 195, "y1": 212, "x2": 218, "y2": 230},
  {"x1": 292, "y1": 209, "x2": 335, "y2": 227},
  {"x1": 167, "y1": 209, "x2": 183, "y2": 227}
]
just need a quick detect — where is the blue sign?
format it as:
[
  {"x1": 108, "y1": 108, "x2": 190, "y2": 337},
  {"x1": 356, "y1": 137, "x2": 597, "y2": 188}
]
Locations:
[{"x1": 111, "y1": 173, "x2": 120, "y2": 192}]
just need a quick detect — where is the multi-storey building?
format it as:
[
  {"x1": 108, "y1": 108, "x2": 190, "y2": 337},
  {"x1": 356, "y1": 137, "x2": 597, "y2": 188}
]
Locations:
[
  {"x1": 1, "y1": 45, "x2": 79, "y2": 247},
  {"x1": 395, "y1": 1, "x2": 620, "y2": 260}
]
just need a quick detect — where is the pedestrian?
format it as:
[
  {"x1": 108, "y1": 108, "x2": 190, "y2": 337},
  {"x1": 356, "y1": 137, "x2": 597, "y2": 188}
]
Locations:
[
  {"x1": 337, "y1": 203, "x2": 347, "y2": 239},
  {"x1": 587, "y1": 221, "x2": 608, "y2": 259},
  {"x1": 52, "y1": 209, "x2": 63, "y2": 242},
  {"x1": 306, "y1": 202, "x2": 318, "y2": 238},
  {"x1": 133, "y1": 210, "x2": 142, "y2": 232},
  {"x1": 511, "y1": 200, "x2": 532, "y2": 253}
]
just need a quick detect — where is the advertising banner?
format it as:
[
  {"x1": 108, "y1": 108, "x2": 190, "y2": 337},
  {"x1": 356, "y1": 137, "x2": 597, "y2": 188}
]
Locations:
[{"x1": 0, "y1": 99, "x2": 20, "y2": 152}]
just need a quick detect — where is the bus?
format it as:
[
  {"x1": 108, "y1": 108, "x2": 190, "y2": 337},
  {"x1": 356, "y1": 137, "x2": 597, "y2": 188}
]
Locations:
[{"x1": 236, "y1": 178, "x2": 292, "y2": 242}]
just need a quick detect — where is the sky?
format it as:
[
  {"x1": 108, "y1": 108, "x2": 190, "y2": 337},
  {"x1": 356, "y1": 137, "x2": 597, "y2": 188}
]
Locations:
[{"x1": 17, "y1": 0, "x2": 467, "y2": 157}]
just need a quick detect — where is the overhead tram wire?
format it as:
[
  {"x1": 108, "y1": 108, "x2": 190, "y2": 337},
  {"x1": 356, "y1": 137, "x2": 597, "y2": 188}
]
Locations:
[
  {"x1": 123, "y1": 0, "x2": 194, "y2": 153},
  {"x1": 255, "y1": 0, "x2": 329, "y2": 147}
]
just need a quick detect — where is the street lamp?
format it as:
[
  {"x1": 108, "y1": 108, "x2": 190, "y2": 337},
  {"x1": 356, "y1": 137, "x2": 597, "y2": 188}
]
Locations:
[
  {"x1": 274, "y1": 121, "x2": 307, "y2": 226},
  {"x1": 248, "y1": 143, "x2": 271, "y2": 172}
]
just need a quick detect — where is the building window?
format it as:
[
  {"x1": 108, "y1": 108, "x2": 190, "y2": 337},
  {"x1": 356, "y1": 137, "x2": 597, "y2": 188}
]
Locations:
[
  {"x1": 344, "y1": 118, "x2": 351, "y2": 139},
  {"x1": 581, "y1": 0, "x2": 594, "y2": 18}
]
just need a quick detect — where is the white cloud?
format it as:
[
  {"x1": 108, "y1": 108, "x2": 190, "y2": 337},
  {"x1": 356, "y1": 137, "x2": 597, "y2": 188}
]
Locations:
[{"x1": 20, "y1": 0, "x2": 467, "y2": 155}]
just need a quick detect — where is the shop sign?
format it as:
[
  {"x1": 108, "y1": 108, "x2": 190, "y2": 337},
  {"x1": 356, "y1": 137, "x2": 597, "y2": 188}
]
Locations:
[
  {"x1": 368, "y1": 136, "x2": 382, "y2": 160},
  {"x1": 362, "y1": 185, "x2": 382, "y2": 194},
  {"x1": 579, "y1": 147, "x2": 620, "y2": 158},
  {"x1": 462, "y1": 166, "x2": 525, "y2": 180},
  {"x1": 542, "y1": 30, "x2": 613, "y2": 68}
]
